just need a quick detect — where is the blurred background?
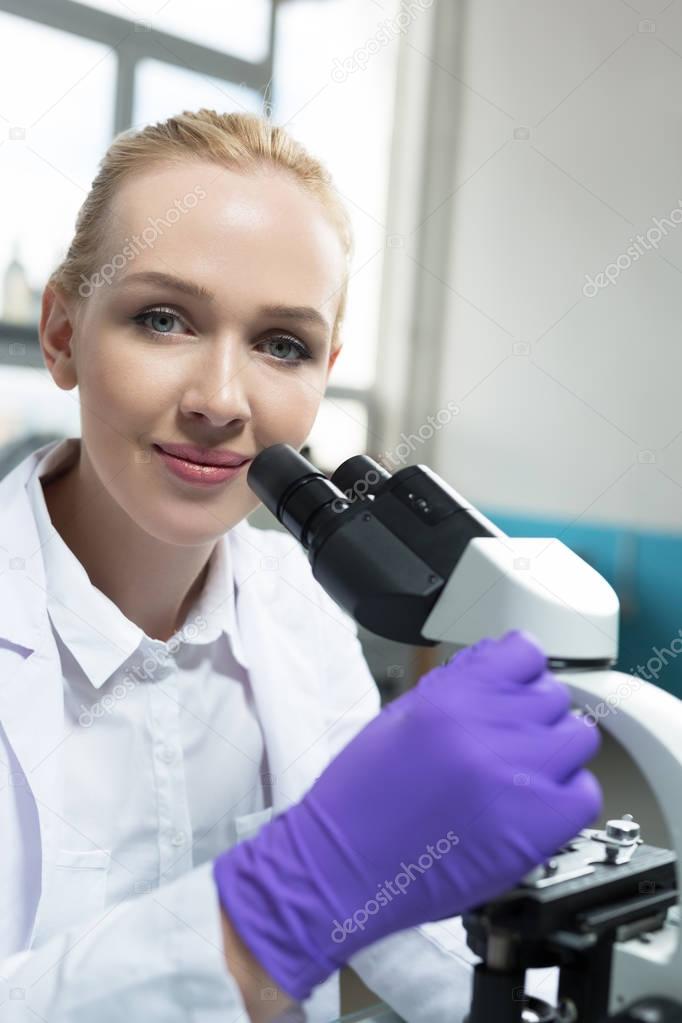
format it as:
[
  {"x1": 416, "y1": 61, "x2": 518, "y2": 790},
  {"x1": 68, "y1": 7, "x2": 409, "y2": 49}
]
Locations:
[{"x1": 1, "y1": 0, "x2": 681, "y2": 703}]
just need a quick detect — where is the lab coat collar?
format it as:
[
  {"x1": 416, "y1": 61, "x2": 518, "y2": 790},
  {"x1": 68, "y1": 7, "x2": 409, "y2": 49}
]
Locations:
[
  {"x1": 0, "y1": 437, "x2": 336, "y2": 958},
  {"x1": 0, "y1": 437, "x2": 253, "y2": 663},
  {"x1": 0, "y1": 437, "x2": 331, "y2": 821},
  {"x1": 17, "y1": 437, "x2": 247, "y2": 688}
]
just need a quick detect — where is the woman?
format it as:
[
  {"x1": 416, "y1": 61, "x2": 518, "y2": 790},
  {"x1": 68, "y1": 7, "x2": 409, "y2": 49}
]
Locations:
[{"x1": 0, "y1": 109, "x2": 601, "y2": 1022}]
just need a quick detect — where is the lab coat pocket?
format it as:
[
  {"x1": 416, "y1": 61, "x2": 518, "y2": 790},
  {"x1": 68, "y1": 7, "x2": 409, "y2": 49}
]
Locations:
[
  {"x1": 35, "y1": 847, "x2": 112, "y2": 946},
  {"x1": 232, "y1": 808, "x2": 273, "y2": 844}
]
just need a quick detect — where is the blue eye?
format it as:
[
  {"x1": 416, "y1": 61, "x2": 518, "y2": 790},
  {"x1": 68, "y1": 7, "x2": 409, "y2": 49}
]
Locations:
[
  {"x1": 260, "y1": 334, "x2": 313, "y2": 365},
  {"x1": 132, "y1": 306, "x2": 184, "y2": 335},
  {"x1": 130, "y1": 306, "x2": 313, "y2": 367}
]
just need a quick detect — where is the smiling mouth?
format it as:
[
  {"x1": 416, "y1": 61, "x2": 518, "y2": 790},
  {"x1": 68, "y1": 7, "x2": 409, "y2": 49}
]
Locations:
[
  {"x1": 152, "y1": 444, "x2": 250, "y2": 468},
  {"x1": 151, "y1": 444, "x2": 252, "y2": 486}
]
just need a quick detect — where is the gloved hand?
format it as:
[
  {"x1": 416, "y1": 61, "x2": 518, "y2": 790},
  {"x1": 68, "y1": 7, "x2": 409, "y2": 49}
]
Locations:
[{"x1": 213, "y1": 630, "x2": 602, "y2": 1002}]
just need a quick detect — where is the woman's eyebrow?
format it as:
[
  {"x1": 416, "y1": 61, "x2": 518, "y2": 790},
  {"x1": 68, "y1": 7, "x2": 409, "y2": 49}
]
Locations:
[{"x1": 118, "y1": 271, "x2": 330, "y2": 332}]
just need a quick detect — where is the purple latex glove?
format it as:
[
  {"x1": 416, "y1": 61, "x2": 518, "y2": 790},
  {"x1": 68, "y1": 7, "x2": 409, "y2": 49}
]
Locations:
[{"x1": 213, "y1": 630, "x2": 602, "y2": 1002}]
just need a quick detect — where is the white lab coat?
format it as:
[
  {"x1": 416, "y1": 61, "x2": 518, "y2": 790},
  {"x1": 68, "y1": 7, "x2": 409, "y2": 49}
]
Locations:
[{"x1": 0, "y1": 439, "x2": 478, "y2": 1022}]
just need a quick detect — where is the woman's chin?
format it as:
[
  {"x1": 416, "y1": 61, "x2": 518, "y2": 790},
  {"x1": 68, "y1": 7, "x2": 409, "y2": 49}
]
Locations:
[{"x1": 132, "y1": 498, "x2": 249, "y2": 548}]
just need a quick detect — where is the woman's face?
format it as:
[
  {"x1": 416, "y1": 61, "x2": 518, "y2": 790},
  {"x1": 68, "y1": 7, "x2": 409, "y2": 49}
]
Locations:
[{"x1": 46, "y1": 159, "x2": 346, "y2": 546}]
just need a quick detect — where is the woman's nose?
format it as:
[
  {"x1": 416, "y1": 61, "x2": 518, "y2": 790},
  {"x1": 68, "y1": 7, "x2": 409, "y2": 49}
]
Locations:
[{"x1": 178, "y1": 341, "x2": 253, "y2": 428}]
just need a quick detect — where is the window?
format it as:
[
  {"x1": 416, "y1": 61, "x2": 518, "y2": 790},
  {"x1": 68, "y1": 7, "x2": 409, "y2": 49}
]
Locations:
[
  {"x1": 134, "y1": 58, "x2": 263, "y2": 127},
  {"x1": 273, "y1": 0, "x2": 400, "y2": 392},
  {"x1": 306, "y1": 396, "x2": 369, "y2": 473},
  {"x1": 0, "y1": 10, "x2": 116, "y2": 326},
  {"x1": 0, "y1": 364, "x2": 80, "y2": 452}
]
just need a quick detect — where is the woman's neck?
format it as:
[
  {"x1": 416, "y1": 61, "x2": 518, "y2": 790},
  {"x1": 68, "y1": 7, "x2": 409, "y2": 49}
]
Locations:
[{"x1": 41, "y1": 448, "x2": 216, "y2": 643}]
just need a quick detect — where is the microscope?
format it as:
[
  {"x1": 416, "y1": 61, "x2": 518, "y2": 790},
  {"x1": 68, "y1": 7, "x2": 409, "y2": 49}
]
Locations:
[{"x1": 247, "y1": 444, "x2": 681, "y2": 1023}]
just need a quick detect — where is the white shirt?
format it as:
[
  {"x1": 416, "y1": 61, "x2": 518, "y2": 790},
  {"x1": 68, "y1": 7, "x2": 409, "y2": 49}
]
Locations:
[
  {"x1": 24, "y1": 437, "x2": 269, "y2": 944},
  {"x1": 0, "y1": 435, "x2": 489, "y2": 1023}
]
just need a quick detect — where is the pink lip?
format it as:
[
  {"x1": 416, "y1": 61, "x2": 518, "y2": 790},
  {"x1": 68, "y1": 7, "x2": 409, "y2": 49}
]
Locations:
[
  {"x1": 153, "y1": 445, "x2": 251, "y2": 487},
  {"x1": 155, "y1": 442, "x2": 250, "y2": 467}
]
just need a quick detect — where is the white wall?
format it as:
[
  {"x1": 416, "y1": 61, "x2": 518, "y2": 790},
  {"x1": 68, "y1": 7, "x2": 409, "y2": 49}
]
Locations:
[{"x1": 419, "y1": 0, "x2": 682, "y2": 533}]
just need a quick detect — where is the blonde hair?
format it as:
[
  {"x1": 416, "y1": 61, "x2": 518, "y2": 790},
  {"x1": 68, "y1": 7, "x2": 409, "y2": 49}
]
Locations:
[{"x1": 47, "y1": 108, "x2": 354, "y2": 349}]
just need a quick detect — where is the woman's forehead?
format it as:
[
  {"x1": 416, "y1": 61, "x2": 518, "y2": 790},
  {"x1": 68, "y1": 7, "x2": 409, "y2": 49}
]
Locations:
[
  {"x1": 111, "y1": 161, "x2": 335, "y2": 244},
  {"x1": 103, "y1": 161, "x2": 346, "y2": 299}
]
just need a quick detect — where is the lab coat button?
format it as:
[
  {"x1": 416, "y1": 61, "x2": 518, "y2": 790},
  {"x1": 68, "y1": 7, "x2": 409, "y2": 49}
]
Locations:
[
  {"x1": 159, "y1": 745, "x2": 176, "y2": 763},
  {"x1": 170, "y1": 830, "x2": 186, "y2": 846}
]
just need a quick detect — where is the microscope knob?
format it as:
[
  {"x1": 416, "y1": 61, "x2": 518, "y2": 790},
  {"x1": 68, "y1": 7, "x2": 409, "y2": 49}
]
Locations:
[{"x1": 605, "y1": 815, "x2": 640, "y2": 843}]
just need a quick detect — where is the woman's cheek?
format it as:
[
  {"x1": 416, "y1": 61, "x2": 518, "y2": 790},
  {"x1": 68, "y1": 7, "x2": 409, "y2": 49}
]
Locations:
[
  {"x1": 79, "y1": 339, "x2": 131, "y2": 403},
  {"x1": 84, "y1": 346, "x2": 165, "y2": 421},
  {"x1": 262, "y1": 367, "x2": 327, "y2": 438}
]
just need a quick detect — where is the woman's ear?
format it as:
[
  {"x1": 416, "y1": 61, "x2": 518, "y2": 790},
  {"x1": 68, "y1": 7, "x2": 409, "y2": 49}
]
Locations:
[
  {"x1": 39, "y1": 285, "x2": 79, "y2": 390},
  {"x1": 327, "y1": 344, "x2": 342, "y2": 372}
]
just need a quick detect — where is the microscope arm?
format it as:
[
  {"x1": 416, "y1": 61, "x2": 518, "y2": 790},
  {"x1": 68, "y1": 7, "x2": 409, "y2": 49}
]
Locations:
[{"x1": 560, "y1": 668, "x2": 681, "y2": 1013}]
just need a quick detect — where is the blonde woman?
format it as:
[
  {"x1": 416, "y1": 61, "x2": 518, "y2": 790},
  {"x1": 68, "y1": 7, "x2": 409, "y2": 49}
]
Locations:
[{"x1": 0, "y1": 110, "x2": 601, "y2": 1022}]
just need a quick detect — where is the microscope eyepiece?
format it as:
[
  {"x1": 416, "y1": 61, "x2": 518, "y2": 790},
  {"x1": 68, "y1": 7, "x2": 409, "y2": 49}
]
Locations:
[{"x1": 247, "y1": 443, "x2": 350, "y2": 547}]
